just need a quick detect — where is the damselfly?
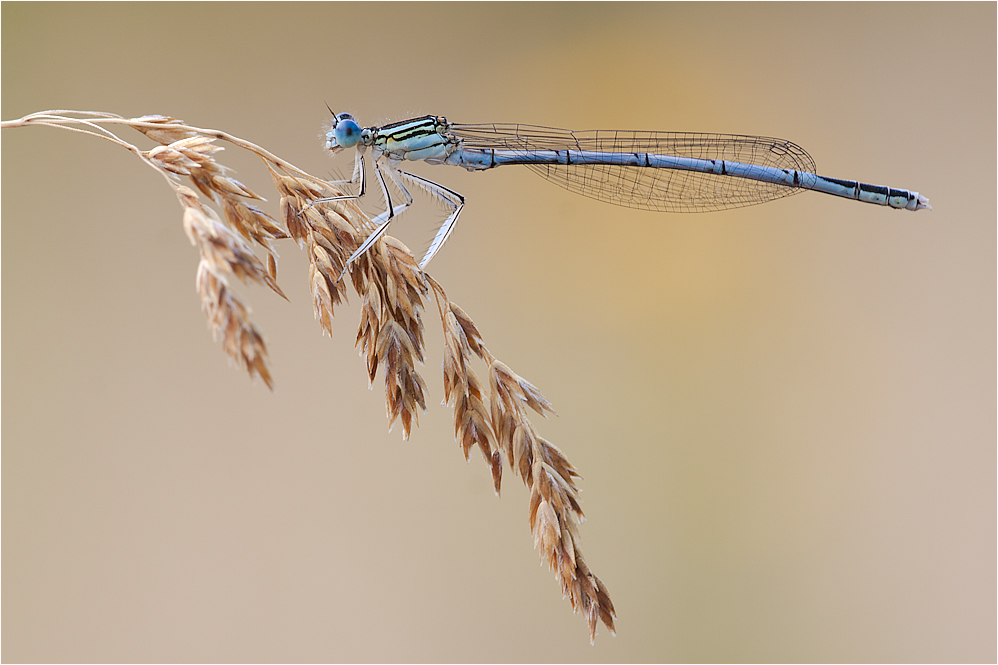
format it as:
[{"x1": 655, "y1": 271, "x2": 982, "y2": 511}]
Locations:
[{"x1": 317, "y1": 113, "x2": 930, "y2": 270}]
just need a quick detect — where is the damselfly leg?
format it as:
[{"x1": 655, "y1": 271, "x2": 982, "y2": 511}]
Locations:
[
  {"x1": 389, "y1": 169, "x2": 465, "y2": 268},
  {"x1": 303, "y1": 152, "x2": 367, "y2": 211}
]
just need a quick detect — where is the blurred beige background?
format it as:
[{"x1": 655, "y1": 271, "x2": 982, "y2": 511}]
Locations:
[{"x1": 2, "y1": 3, "x2": 994, "y2": 662}]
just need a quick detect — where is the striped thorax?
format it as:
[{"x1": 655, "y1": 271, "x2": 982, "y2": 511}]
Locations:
[
  {"x1": 327, "y1": 113, "x2": 457, "y2": 164},
  {"x1": 371, "y1": 115, "x2": 454, "y2": 163}
]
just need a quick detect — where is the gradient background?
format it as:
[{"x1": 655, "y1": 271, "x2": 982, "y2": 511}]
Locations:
[{"x1": 2, "y1": 3, "x2": 994, "y2": 662}]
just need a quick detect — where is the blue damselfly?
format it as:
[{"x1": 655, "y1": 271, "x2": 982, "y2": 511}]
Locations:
[{"x1": 318, "y1": 113, "x2": 930, "y2": 269}]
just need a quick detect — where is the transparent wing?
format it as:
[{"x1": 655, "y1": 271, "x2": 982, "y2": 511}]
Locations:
[{"x1": 449, "y1": 124, "x2": 818, "y2": 213}]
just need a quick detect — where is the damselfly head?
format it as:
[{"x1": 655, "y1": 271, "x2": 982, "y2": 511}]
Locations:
[{"x1": 326, "y1": 112, "x2": 363, "y2": 152}]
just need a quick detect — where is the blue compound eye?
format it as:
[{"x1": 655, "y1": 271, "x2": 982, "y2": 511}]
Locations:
[{"x1": 332, "y1": 115, "x2": 362, "y2": 148}]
